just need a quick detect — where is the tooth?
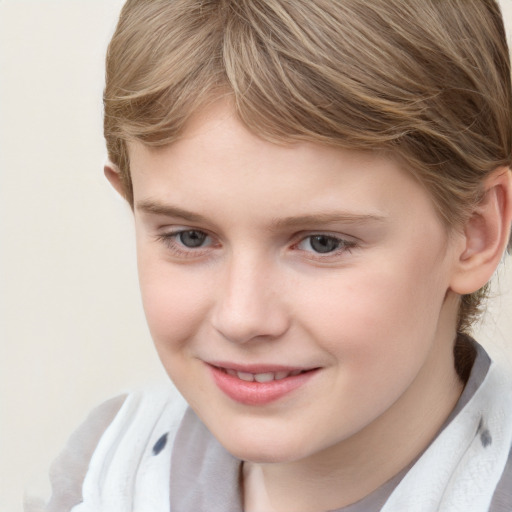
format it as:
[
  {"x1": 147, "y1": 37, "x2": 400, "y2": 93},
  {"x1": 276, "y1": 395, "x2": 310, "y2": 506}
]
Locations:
[
  {"x1": 290, "y1": 369, "x2": 302, "y2": 376},
  {"x1": 274, "y1": 371, "x2": 289, "y2": 380},
  {"x1": 254, "y1": 372, "x2": 274, "y2": 383},
  {"x1": 237, "y1": 371, "x2": 255, "y2": 382},
  {"x1": 226, "y1": 369, "x2": 237, "y2": 377}
]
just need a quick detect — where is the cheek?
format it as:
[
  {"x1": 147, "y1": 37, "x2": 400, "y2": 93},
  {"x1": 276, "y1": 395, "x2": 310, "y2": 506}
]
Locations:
[
  {"x1": 296, "y1": 247, "x2": 449, "y2": 371},
  {"x1": 136, "y1": 248, "x2": 212, "y2": 352}
]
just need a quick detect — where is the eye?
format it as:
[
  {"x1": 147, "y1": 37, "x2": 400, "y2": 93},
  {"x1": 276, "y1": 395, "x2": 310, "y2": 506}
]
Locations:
[
  {"x1": 156, "y1": 228, "x2": 216, "y2": 256},
  {"x1": 296, "y1": 234, "x2": 356, "y2": 255},
  {"x1": 308, "y1": 235, "x2": 342, "y2": 253},
  {"x1": 177, "y1": 230, "x2": 208, "y2": 248}
]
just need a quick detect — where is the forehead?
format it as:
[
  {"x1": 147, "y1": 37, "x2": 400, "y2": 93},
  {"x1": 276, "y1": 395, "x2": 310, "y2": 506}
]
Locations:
[{"x1": 127, "y1": 102, "x2": 440, "y2": 230}]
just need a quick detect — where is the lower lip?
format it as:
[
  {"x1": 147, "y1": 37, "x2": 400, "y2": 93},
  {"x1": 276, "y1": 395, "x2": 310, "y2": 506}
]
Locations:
[{"x1": 209, "y1": 366, "x2": 318, "y2": 406}]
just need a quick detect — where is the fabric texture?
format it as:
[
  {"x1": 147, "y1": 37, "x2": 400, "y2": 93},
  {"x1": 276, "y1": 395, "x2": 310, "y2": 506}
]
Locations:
[
  {"x1": 69, "y1": 384, "x2": 187, "y2": 512},
  {"x1": 45, "y1": 395, "x2": 127, "y2": 512},
  {"x1": 44, "y1": 342, "x2": 512, "y2": 512},
  {"x1": 381, "y1": 358, "x2": 512, "y2": 511}
]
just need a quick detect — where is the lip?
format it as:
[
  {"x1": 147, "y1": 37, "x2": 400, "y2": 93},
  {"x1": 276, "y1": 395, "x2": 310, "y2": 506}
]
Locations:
[
  {"x1": 208, "y1": 361, "x2": 312, "y2": 373},
  {"x1": 207, "y1": 362, "x2": 319, "y2": 406}
]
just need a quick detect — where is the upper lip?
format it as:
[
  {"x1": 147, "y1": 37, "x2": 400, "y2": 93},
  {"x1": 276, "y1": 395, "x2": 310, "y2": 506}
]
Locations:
[{"x1": 207, "y1": 361, "x2": 317, "y2": 373}]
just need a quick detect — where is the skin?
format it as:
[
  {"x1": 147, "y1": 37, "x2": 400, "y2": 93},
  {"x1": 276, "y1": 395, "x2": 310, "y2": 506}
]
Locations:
[{"x1": 115, "y1": 100, "x2": 503, "y2": 512}]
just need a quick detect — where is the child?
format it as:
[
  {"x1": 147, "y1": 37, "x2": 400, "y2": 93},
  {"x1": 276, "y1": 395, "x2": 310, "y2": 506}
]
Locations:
[{"x1": 45, "y1": 0, "x2": 512, "y2": 511}]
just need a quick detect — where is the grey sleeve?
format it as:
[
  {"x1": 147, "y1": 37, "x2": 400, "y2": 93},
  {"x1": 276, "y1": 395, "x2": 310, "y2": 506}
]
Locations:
[{"x1": 44, "y1": 394, "x2": 127, "y2": 512}]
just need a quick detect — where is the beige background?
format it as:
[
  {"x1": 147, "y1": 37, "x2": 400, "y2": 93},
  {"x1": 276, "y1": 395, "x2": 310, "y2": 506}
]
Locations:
[{"x1": 1, "y1": 1, "x2": 512, "y2": 511}]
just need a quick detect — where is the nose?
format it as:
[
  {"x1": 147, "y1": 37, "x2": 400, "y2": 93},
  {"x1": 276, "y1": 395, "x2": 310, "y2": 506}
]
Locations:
[{"x1": 211, "y1": 254, "x2": 290, "y2": 344}]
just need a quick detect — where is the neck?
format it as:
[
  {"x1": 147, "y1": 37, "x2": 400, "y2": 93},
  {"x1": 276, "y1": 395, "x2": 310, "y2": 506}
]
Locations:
[{"x1": 243, "y1": 300, "x2": 464, "y2": 512}]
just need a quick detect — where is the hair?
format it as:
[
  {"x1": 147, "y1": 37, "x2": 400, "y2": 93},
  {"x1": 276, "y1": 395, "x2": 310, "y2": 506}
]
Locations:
[{"x1": 104, "y1": 0, "x2": 512, "y2": 336}]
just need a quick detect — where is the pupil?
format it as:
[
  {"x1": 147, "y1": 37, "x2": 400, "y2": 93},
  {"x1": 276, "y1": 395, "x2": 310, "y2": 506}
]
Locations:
[
  {"x1": 179, "y1": 230, "x2": 206, "y2": 248},
  {"x1": 310, "y1": 235, "x2": 339, "y2": 253}
]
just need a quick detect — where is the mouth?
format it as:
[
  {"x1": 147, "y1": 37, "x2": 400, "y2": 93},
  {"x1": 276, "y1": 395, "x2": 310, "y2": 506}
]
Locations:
[
  {"x1": 207, "y1": 363, "x2": 320, "y2": 405},
  {"x1": 215, "y1": 366, "x2": 310, "y2": 383}
]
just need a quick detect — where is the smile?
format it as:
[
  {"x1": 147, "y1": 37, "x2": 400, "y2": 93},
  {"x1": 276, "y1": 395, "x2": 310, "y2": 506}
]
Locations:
[
  {"x1": 208, "y1": 363, "x2": 319, "y2": 405},
  {"x1": 223, "y1": 368, "x2": 305, "y2": 382}
]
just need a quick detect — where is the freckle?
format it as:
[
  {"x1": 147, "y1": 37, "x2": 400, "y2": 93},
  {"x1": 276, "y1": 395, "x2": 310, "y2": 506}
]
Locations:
[{"x1": 152, "y1": 432, "x2": 169, "y2": 455}]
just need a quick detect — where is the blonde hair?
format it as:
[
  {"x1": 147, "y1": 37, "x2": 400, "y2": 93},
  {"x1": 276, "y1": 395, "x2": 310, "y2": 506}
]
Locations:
[{"x1": 104, "y1": 0, "x2": 512, "y2": 334}]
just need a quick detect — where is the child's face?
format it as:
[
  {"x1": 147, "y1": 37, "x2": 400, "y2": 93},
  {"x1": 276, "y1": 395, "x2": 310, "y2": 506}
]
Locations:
[{"x1": 129, "y1": 101, "x2": 462, "y2": 463}]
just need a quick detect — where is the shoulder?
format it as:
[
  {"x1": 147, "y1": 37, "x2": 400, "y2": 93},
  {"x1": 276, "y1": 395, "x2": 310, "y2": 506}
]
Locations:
[
  {"x1": 44, "y1": 384, "x2": 187, "y2": 512},
  {"x1": 44, "y1": 394, "x2": 127, "y2": 512},
  {"x1": 382, "y1": 343, "x2": 512, "y2": 511},
  {"x1": 489, "y1": 443, "x2": 512, "y2": 511}
]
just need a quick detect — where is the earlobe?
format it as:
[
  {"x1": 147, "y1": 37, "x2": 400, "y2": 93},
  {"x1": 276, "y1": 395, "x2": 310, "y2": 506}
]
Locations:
[
  {"x1": 450, "y1": 166, "x2": 512, "y2": 295},
  {"x1": 104, "y1": 160, "x2": 126, "y2": 198}
]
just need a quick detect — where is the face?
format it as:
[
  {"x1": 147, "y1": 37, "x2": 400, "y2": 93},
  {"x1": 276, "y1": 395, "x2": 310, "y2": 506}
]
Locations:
[{"x1": 128, "y1": 102, "x2": 462, "y2": 464}]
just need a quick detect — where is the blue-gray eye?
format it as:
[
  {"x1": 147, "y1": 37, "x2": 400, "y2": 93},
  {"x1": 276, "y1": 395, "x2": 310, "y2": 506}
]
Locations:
[
  {"x1": 309, "y1": 235, "x2": 342, "y2": 253},
  {"x1": 178, "y1": 230, "x2": 207, "y2": 248}
]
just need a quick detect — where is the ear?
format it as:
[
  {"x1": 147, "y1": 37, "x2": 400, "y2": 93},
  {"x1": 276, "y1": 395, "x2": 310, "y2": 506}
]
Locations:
[
  {"x1": 450, "y1": 166, "x2": 512, "y2": 295},
  {"x1": 104, "y1": 160, "x2": 126, "y2": 198}
]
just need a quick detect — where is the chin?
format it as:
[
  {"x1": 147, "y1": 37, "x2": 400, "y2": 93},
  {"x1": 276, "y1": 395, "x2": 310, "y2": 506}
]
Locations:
[{"x1": 214, "y1": 427, "x2": 312, "y2": 464}]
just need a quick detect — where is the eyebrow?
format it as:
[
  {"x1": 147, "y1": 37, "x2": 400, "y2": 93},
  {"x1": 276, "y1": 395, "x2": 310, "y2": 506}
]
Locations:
[
  {"x1": 269, "y1": 212, "x2": 387, "y2": 229},
  {"x1": 137, "y1": 200, "x2": 208, "y2": 223},
  {"x1": 136, "y1": 199, "x2": 387, "y2": 228}
]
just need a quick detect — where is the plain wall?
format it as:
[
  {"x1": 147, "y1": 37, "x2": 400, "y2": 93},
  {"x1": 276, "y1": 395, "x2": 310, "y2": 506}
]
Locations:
[{"x1": 1, "y1": 1, "x2": 511, "y2": 511}]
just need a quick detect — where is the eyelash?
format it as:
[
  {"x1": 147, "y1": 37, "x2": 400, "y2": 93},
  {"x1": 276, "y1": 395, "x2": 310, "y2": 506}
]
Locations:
[
  {"x1": 293, "y1": 234, "x2": 357, "y2": 258},
  {"x1": 155, "y1": 230, "x2": 217, "y2": 258},
  {"x1": 155, "y1": 229, "x2": 358, "y2": 260}
]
